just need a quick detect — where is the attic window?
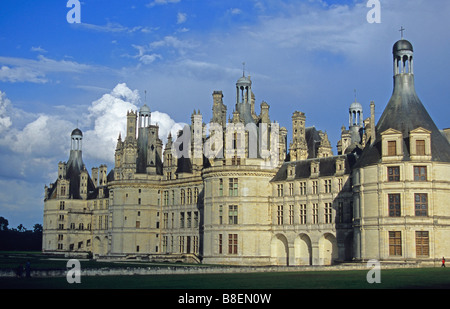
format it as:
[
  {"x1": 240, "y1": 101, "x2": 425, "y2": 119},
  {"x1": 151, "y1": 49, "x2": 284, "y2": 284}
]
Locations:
[
  {"x1": 416, "y1": 140, "x2": 425, "y2": 155},
  {"x1": 387, "y1": 141, "x2": 397, "y2": 156}
]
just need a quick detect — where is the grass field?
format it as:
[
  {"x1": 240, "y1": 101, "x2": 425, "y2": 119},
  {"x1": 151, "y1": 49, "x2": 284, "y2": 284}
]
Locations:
[
  {"x1": 1, "y1": 268, "x2": 450, "y2": 289},
  {"x1": 1, "y1": 251, "x2": 449, "y2": 290}
]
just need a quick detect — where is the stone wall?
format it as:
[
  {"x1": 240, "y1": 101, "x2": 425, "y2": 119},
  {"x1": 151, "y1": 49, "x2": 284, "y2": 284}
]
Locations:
[{"x1": 0, "y1": 261, "x2": 438, "y2": 278}]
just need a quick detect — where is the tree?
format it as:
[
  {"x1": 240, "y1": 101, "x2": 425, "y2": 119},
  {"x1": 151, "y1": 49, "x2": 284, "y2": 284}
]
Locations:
[
  {"x1": 17, "y1": 224, "x2": 27, "y2": 232},
  {"x1": 0, "y1": 217, "x2": 8, "y2": 231},
  {"x1": 33, "y1": 224, "x2": 43, "y2": 233}
]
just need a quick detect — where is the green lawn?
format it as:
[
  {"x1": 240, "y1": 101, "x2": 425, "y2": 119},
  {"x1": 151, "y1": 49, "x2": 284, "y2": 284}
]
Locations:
[
  {"x1": 1, "y1": 252, "x2": 449, "y2": 289},
  {"x1": 1, "y1": 267, "x2": 450, "y2": 289}
]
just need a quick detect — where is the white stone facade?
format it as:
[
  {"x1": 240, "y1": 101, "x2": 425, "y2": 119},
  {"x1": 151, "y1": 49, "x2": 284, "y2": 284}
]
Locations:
[{"x1": 43, "y1": 39, "x2": 450, "y2": 266}]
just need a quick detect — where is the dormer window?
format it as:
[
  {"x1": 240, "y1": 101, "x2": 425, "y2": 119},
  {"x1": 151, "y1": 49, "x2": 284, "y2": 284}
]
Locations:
[
  {"x1": 288, "y1": 165, "x2": 295, "y2": 178},
  {"x1": 381, "y1": 128, "x2": 403, "y2": 162},
  {"x1": 387, "y1": 141, "x2": 397, "y2": 156},
  {"x1": 409, "y1": 127, "x2": 431, "y2": 160},
  {"x1": 416, "y1": 140, "x2": 425, "y2": 155},
  {"x1": 311, "y1": 161, "x2": 319, "y2": 178}
]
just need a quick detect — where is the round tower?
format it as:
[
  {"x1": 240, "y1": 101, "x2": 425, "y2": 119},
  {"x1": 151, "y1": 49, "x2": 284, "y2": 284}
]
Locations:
[
  {"x1": 236, "y1": 74, "x2": 252, "y2": 106},
  {"x1": 393, "y1": 39, "x2": 413, "y2": 75},
  {"x1": 139, "y1": 104, "x2": 151, "y2": 128},
  {"x1": 349, "y1": 99, "x2": 363, "y2": 145},
  {"x1": 71, "y1": 128, "x2": 83, "y2": 151}
]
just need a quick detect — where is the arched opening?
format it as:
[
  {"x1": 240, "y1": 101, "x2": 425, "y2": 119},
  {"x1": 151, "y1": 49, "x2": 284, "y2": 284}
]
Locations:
[
  {"x1": 271, "y1": 234, "x2": 289, "y2": 266},
  {"x1": 319, "y1": 233, "x2": 338, "y2": 265},
  {"x1": 94, "y1": 236, "x2": 108, "y2": 256},
  {"x1": 294, "y1": 234, "x2": 312, "y2": 265}
]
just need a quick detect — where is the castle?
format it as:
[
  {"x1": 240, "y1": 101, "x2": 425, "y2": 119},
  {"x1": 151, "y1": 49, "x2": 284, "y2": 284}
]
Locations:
[{"x1": 43, "y1": 38, "x2": 450, "y2": 266}]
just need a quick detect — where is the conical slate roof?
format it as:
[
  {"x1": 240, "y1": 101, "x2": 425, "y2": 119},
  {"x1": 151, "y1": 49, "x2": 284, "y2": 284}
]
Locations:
[{"x1": 355, "y1": 40, "x2": 450, "y2": 168}]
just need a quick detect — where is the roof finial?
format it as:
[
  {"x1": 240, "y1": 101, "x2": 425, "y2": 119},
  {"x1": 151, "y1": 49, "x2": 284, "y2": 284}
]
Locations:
[
  {"x1": 242, "y1": 62, "x2": 246, "y2": 77},
  {"x1": 354, "y1": 89, "x2": 357, "y2": 102},
  {"x1": 145, "y1": 90, "x2": 147, "y2": 104},
  {"x1": 399, "y1": 26, "x2": 405, "y2": 39}
]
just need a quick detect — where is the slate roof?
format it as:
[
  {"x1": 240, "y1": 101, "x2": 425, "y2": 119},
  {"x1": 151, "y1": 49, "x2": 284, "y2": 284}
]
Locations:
[
  {"x1": 354, "y1": 41, "x2": 450, "y2": 168},
  {"x1": 271, "y1": 153, "x2": 356, "y2": 182}
]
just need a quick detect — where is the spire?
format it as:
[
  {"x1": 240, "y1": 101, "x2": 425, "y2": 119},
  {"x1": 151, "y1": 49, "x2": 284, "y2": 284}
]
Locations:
[
  {"x1": 355, "y1": 37, "x2": 450, "y2": 168},
  {"x1": 399, "y1": 26, "x2": 405, "y2": 39}
]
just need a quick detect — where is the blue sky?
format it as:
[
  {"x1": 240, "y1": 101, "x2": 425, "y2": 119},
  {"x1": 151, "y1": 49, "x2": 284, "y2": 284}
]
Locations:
[{"x1": 0, "y1": 0, "x2": 449, "y2": 229}]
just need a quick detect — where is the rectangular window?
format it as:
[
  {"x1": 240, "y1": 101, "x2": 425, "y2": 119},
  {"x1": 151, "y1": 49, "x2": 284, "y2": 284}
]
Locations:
[
  {"x1": 194, "y1": 211, "x2": 199, "y2": 228},
  {"x1": 187, "y1": 212, "x2": 192, "y2": 228},
  {"x1": 289, "y1": 183, "x2": 294, "y2": 196},
  {"x1": 299, "y1": 204, "x2": 306, "y2": 224},
  {"x1": 180, "y1": 212, "x2": 185, "y2": 228},
  {"x1": 312, "y1": 181, "x2": 318, "y2": 194},
  {"x1": 219, "y1": 179, "x2": 223, "y2": 196},
  {"x1": 289, "y1": 205, "x2": 294, "y2": 225},
  {"x1": 179, "y1": 236, "x2": 185, "y2": 253},
  {"x1": 416, "y1": 140, "x2": 426, "y2": 155},
  {"x1": 163, "y1": 213, "x2": 168, "y2": 229},
  {"x1": 338, "y1": 202, "x2": 344, "y2": 223},
  {"x1": 187, "y1": 188, "x2": 192, "y2": 204},
  {"x1": 218, "y1": 234, "x2": 223, "y2": 254},
  {"x1": 194, "y1": 187, "x2": 199, "y2": 204},
  {"x1": 181, "y1": 189, "x2": 185, "y2": 205},
  {"x1": 231, "y1": 156, "x2": 241, "y2": 166},
  {"x1": 389, "y1": 231, "x2": 402, "y2": 256},
  {"x1": 414, "y1": 193, "x2": 428, "y2": 216},
  {"x1": 277, "y1": 184, "x2": 284, "y2": 197},
  {"x1": 338, "y1": 178, "x2": 343, "y2": 191},
  {"x1": 414, "y1": 166, "x2": 427, "y2": 181},
  {"x1": 388, "y1": 194, "x2": 401, "y2": 217},
  {"x1": 388, "y1": 141, "x2": 397, "y2": 156},
  {"x1": 312, "y1": 203, "x2": 318, "y2": 224},
  {"x1": 300, "y1": 182, "x2": 306, "y2": 195},
  {"x1": 324, "y1": 203, "x2": 332, "y2": 224},
  {"x1": 136, "y1": 221, "x2": 140, "y2": 228},
  {"x1": 324, "y1": 179, "x2": 332, "y2": 193},
  {"x1": 162, "y1": 236, "x2": 168, "y2": 253},
  {"x1": 277, "y1": 205, "x2": 283, "y2": 225},
  {"x1": 229, "y1": 178, "x2": 238, "y2": 196},
  {"x1": 388, "y1": 166, "x2": 400, "y2": 182},
  {"x1": 219, "y1": 205, "x2": 223, "y2": 225},
  {"x1": 228, "y1": 234, "x2": 238, "y2": 254},
  {"x1": 193, "y1": 236, "x2": 199, "y2": 254},
  {"x1": 415, "y1": 231, "x2": 429, "y2": 257},
  {"x1": 163, "y1": 191, "x2": 168, "y2": 206},
  {"x1": 228, "y1": 205, "x2": 238, "y2": 224}
]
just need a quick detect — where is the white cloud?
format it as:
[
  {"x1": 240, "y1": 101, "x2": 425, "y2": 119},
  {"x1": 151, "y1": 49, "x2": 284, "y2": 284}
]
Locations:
[
  {"x1": 0, "y1": 55, "x2": 95, "y2": 83},
  {"x1": 177, "y1": 12, "x2": 187, "y2": 24},
  {"x1": 0, "y1": 91, "x2": 12, "y2": 133},
  {"x1": 0, "y1": 65, "x2": 48, "y2": 83},
  {"x1": 150, "y1": 35, "x2": 196, "y2": 50},
  {"x1": 147, "y1": 0, "x2": 181, "y2": 8},
  {"x1": 73, "y1": 22, "x2": 154, "y2": 34},
  {"x1": 140, "y1": 54, "x2": 162, "y2": 64},
  {"x1": 0, "y1": 114, "x2": 73, "y2": 156},
  {"x1": 82, "y1": 83, "x2": 186, "y2": 163},
  {"x1": 130, "y1": 44, "x2": 163, "y2": 64},
  {"x1": 30, "y1": 46, "x2": 47, "y2": 53},
  {"x1": 228, "y1": 8, "x2": 242, "y2": 15}
]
